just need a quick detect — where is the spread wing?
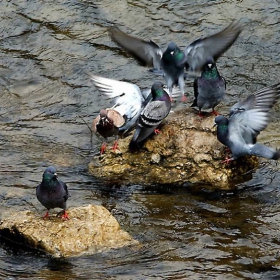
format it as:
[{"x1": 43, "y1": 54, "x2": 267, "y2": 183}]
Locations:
[
  {"x1": 90, "y1": 75, "x2": 145, "y2": 133},
  {"x1": 230, "y1": 84, "x2": 280, "y2": 114},
  {"x1": 109, "y1": 26, "x2": 163, "y2": 70},
  {"x1": 228, "y1": 83, "x2": 280, "y2": 144},
  {"x1": 183, "y1": 20, "x2": 242, "y2": 75}
]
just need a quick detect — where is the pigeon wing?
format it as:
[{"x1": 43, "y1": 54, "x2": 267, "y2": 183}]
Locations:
[
  {"x1": 90, "y1": 75, "x2": 145, "y2": 132},
  {"x1": 184, "y1": 20, "x2": 242, "y2": 74},
  {"x1": 140, "y1": 100, "x2": 171, "y2": 127},
  {"x1": 228, "y1": 83, "x2": 280, "y2": 144},
  {"x1": 230, "y1": 84, "x2": 280, "y2": 115},
  {"x1": 109, "y1": 26, "x2": 162, "y2": 70},
  {"x1": 229, "y1": 108, "x2": 272, "y2": 145}
]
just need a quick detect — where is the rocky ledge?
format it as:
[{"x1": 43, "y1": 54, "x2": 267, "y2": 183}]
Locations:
[
  {"x1": 0, "y1": 204, "x2": 139, "y2": 258},
  {"x1": 89, "y1": 109, "x2": 259, "y2": 190}
]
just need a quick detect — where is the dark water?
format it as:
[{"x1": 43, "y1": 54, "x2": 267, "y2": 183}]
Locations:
[{"x1": 1, "y1": 0, "x2": 280, "y2": 279}]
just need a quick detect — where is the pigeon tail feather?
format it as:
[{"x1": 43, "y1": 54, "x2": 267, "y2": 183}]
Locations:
[{"x1": 250, "y1": 143, "x2": 280, "y2": 160}]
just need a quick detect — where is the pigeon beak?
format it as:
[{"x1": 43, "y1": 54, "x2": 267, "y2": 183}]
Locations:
[{"x1": 54, "y1": 172, "x2": 58, "y2": 177}]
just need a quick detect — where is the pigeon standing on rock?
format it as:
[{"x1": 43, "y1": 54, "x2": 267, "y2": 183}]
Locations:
[
  {"x1": 90, "y1": 75, "x2": 151, "y2": 136},
  {"x1": 90, "y1": 75, "x2": 182, "y2": 136},
  {"x1": 36, "y1": 166, "x2": 70, "y2": 220},
  {"x1": 92, "y1": 108, "x2": 125, "y2": 154},
  {"x1": 129, "y1": 82, "x2": 172, "y2": 150},
  {"x1": 108, "y1": 20, "x2": 242, "y2": 79},
  {"x1": 215, "y1": 84, "x2": 280, "y2": 163},
  {"x1": 192, "y1": 58, "x2": 226, "y2": 116}
]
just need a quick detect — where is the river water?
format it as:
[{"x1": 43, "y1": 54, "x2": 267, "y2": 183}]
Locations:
[{"x1": 1, "y1": 0, "x2": 280, "y2": 279}]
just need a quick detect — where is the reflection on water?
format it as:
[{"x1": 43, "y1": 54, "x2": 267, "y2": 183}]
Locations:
[{"x1": 1, "y1": 0, "x2": 280, "y2": 279}]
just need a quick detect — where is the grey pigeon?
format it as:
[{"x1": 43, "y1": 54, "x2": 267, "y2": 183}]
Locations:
[
  {"x1": 215, "y1": 84, "x2": 280, "y2": 163},
  {"x1": 109, "y1": 27, "x2": 185, "y2": 100},
  {"x1": 92, "y1": 108, "x2": 126, "y2": 154},
  {"x1": 109, "y1": 20, "x2": 242, "y2": 84},
  {"x1": 90, "y1": 75, "x2": 182, "y2": 137},
  {"x1": 129, "y1": 82, "x2": 172, "y2": 150},
  {"x1": 161, "y1": 42, "x2": 186, "y2": 100},
  {"x1": 192, "y1": 58, "x2": 226, "y2": 116},
  {"x1": 36, "y1": 166, "x2": 70, "y2": 219}
]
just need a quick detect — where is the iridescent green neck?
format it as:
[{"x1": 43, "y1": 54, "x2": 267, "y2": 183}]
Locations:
[{"x1": 202, "y1": 66, "x2": 219, "y2": 79}]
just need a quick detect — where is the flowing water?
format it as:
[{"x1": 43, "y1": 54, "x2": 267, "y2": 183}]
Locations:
[{"x1": 1, "y1": 0, "x2": 280, "y2": 279}]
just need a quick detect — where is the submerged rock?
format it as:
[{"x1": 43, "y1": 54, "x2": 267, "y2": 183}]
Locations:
[
  {"x1": 0, "y1": 204, "x2": 139, "y2": 257},
  {"x1": 89, "y1": 109, "x2": 259, "y2": 190}
]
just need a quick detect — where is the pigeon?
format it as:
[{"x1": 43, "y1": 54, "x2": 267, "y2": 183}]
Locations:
[
  {"x1": 108, "y1": 20, "x2": 242, "y2": 79},
  {"x1": 109, "y1": 27, "x2": 186, "y2": 99},
  {"x1": 192, "y1": 57, "x2": 226, "y2": 116},
  {"x1": 92, "y1": 108, "x2": 126, "y2": 154},
  {"x1": 214, "y1": 84, "x2": 280, "y2": 163},
  {"x1": 161, "y1": 42, "x2": 186, "y2": 99},
  {"x1": 36, "y1": 166, "x2": 70, "y2": 220},
  {"x1": 129, "y1": 81, "x2": 172, "y2": 150},
  {"x1": 90, "y1": 75, "x2": 182, "y2": 137}
]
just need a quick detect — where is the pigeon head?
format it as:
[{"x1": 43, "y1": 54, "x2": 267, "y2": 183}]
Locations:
[
  {"x1": 99, "y1": 109, "x2": 109, "y2": 126},
  {"x1": 164, "y1": 42, "x2": 185, "y2": 64},
  {"x1": 201, "y1": 58, "x2": 219, "y2": 79},
  {"x1": 151, "y1": 82, "x2": 167, "y2": 100},
  {"x1": 204, "y1": 57, "x2": 215, "y2": 70},
  {"x1": 215, "y1": 115, "x2": 228, "y2": 125},
  {"x1": 42, "y1": 166, "x2": 58, "y2": 181}
]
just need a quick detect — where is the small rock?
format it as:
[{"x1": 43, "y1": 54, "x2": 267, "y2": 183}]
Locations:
[
  {"x1": 0, "y1": 204, "x2": 139, "y2": 257},
  {"x1": 151, "y1": 153, "x2": 161, "y2": 164}
]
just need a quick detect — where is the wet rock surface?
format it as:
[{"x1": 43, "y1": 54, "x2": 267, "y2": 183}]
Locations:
[
  {"x1": 0, "y1": 204, "x2": 139, "y2": 258},
  {"x1": 89, "y1": 109, "x2": 259, "y2": 190}
]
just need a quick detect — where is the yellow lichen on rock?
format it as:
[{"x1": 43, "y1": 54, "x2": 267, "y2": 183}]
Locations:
[{"x1": 0, "y1": 204, "x2": 139, "y2": 257}]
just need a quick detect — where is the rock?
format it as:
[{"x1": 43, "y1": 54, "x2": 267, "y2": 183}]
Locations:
[
  {"x1": 0, "y1": 204, "x2": 139, "y2": 258},
  {"x1": 89, "y1": 109, "x2": 259, "y2": 190}
]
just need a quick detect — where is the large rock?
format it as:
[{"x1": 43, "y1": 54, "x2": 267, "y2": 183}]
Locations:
[
  {"x1": 89, "y1": 109, "x2": 259, "y2": 190},
  {"x1": 0, "y1": 204, "x2": 139, "y2": 257}
]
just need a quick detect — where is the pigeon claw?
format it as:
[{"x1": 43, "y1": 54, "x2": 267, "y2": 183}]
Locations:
[
  {"x1": 61, "y1": 210, "x2": 70, "y2": 220},
  {"x1": 43, "y1": 211, "x2": 50, "y2": 219},
  {"x1": 154, "y1": 128, "x2": 161, "y2": 135},
  {"x1": 112, "y1": 140, "x2": 119, "y2": 152},
  {"x1": 181, "y1": 95, "x2": 187, "y2": 102},
  {"x1": 212, "y1": 110, "x2": 220, "y2": 116},
  {"x1": 221, "y1": 156, "x2": 234, "y2": 164},
  {"x1": 198, "y1": 111, "x2": 206, "y2": 118},
  {"x1": 100, "y1": 142, "x2": 107, "y2": 154}
]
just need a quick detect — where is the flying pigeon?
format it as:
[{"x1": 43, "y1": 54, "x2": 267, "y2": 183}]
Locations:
[
  {"x1": 129, "y1": 81, "x2": 172, "y2": 150},
  {"x1": 109, "y1": 20, "x2": 242, "y2": 79},
  {"x1": 192, "y1": 57, "x2": 226, "y2": 116},
  {"x1": 92, "y1": 108, "x2": 125, "y2": 154},
  {"x1": 215, "y1": 84, "x2": 280, "y2": 163},
  {"x1": 36, "y1": 166, "x2": 70, "y2": 220},
  {"x1": 161, "y1": 42, "x2": 186, "y2": 100}
]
